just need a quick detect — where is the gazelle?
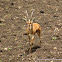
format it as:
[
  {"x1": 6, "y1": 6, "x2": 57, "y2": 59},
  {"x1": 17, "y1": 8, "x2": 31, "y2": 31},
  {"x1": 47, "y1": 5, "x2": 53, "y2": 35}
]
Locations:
[{"x1": 23, "y1": 9, "x2": 41, "y2": 53}]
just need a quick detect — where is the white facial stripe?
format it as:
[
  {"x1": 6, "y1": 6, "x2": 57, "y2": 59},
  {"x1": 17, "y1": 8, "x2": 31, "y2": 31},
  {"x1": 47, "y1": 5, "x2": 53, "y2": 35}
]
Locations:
[{"x1": 29, "y1": 19, "x2": 30, "y2": 22}]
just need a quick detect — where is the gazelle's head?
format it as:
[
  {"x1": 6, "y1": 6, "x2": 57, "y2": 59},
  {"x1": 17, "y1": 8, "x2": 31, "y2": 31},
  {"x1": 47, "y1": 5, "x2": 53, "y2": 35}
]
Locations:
[
  {"x1": 26, "y1": 19, "x2": 33, "y2": 30},
  {"x1": 23, "y1": 9, "x2": 35, "y2": 30}
]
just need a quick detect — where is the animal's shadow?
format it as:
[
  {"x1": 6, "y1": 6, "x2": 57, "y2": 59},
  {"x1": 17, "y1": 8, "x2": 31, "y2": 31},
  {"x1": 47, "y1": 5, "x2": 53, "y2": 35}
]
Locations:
[{"x1": 25, "y1": 46, "x2": 40, "y2": 55}]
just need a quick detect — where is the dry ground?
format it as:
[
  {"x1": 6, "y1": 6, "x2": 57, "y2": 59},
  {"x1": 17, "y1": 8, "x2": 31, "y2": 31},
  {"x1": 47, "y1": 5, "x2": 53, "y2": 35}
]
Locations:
[{"x1": 0, "y1": 0, "x2": 62, "y2": 62}]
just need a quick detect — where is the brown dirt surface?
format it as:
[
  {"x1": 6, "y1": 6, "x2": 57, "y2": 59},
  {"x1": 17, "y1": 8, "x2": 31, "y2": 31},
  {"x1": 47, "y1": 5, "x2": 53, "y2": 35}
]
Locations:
[{"x1": 0, "y1": 0, "x2": 62, "y2": 62}]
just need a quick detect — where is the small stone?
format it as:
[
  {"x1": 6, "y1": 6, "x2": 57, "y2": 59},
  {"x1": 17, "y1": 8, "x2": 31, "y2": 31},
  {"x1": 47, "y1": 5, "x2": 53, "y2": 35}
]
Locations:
[
  {"x1": 1, "y1": 19, "x2": 5, "y2": 21},
  {"x1": 28, "y1": 58, "x2": 31, "y2": 61},
  {"x1": 51, "y1": 60, "x2": 53, "y2": 62},
  {"x1": 26, "y1": 42, "x2": 29, "y2": 44},
  {"x1": 0, "y1": 7, "x2": 4, "y2": 11},
  {"x1": 4, "y1": 48, "x2": 8, "y2": 50},
  {"x1": 53, "y1": 47, "x2": 57, "y2": 49},
  {"x1": 58, "y1": 20, "x2": 61, "y2": 22},
  {"x1": 15, "y1": 38, "x2": 17, "y2": 41},
  {"x1": 44, "y1": 52, "x2": 46, "y2": 53},
  {"x1": 14, "y1": 18, "x2": 16, "y2": 19},
  {"x1": 18, "y1": 6, "x2": 21, "y2": 9},
  {"x1": 22, "y1": 58, "x2": 25, "y2": 61},
  {"x1": 58, "y1": 52, "x2": 59, "y2": 55},
  {"x1": 33, "y1": 58, "x2": 35, "y2": 61},
  {"x1": 50, "y1": 51, "x2": 53, "y2": 53}
]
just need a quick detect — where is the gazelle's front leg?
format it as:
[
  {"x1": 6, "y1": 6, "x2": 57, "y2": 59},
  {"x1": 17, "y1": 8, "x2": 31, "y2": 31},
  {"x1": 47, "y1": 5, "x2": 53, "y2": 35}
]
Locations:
[
  {"x1": 29, "y1": 34, "x2": 35, "y2": 53},
  {"x1": 28, "y1": 35, "x2": 30, "y2": 43},
  {"x1": 28, "y1": 35, "x2": 31, "y2": 53},
  {"x1": 30, "y1": 34, "x2": 35, "y2": 45}
]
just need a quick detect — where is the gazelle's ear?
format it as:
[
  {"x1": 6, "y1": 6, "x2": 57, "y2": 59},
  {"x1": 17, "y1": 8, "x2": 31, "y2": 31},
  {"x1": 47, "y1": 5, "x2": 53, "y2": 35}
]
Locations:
[
  {"x1": 32, "y1": 17, "x2": 35, "y2": 21},
  {"x1": 22, "y1": 16, "x2": 27, "y2": 22},
  {"x1": 22, "y1": 18, "x2": 26, "y2": 22},
  {"x1": 31, "y1": 20, "x2": 33, "y2": 23},
  {"x1": 26, "y1": 20, "x2": 28, "y2": 23},
  {"x1": 23, "y1": 10, "x2": 28, "y2": 22}
]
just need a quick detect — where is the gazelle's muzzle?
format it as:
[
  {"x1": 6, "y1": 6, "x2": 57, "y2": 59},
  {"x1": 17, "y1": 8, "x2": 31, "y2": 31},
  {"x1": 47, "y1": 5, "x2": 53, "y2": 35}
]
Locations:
[{"x1": 28, "y1": 23, "x2": 31, "y2": 30}]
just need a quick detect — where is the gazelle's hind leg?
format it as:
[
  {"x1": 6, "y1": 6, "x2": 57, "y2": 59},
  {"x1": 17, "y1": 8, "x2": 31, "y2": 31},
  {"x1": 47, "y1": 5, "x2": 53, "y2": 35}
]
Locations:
[{"x1": 37, "y1": 30, "x2": 41, "y2": 46}]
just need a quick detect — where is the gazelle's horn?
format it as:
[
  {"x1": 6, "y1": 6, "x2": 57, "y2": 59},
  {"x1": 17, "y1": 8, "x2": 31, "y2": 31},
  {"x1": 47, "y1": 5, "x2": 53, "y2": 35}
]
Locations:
[
  {"x1": 25, "y1": 10, "x2": 28, "y2": 18},
  {"x1": 23, "y1": 10, "x2": 28, "y2": 22},
  {"x1": 31, "y1": 9, "x2": 35, "y2": 18}
]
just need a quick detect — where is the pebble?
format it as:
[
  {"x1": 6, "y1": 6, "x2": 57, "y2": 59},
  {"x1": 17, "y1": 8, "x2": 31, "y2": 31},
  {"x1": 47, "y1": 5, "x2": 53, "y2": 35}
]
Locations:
[
  {"x1": 28, "y1": 58, "x2": 31, "y2": 61},
  {"x1": 4, "y1": 48, "x2": 8, "y2": 51},
  {"x1": 33, "y1": 58, "x2": 35, "y2": 61},
  {"x1": 44, "y1": 52, "x2": 46, "y2": 53},
  {"x1": 1, "y1": 19, "x2": 5, "y2": 22},
  {"x1": 54, "y1": 27, "x2": 59, "y2": 32},
  {"x1": 51, "y1": 60, "x2": 53, "y2": 62},
  {"x1": 58, "y1": 20, "x2": 61, "y2": 22},
  {"x1": 53, "y1": 47, "x2": 57, "y2": 50},
  {"x1": 0, "y1": 7, "x2": 4, "y2": 11},
  {"x1": 18, "y1": 6, "x2": 22, "y2": 9},
  {"x1": 22, "y1": 58, "x2": 25, "y2": 61},
  {"x1": 50, "y1": 51, "x2": 53, "y2": 53}
]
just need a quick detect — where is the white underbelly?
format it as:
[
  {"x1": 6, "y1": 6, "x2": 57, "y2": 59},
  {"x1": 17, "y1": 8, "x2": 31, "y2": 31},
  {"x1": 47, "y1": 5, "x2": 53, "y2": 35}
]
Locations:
[{"x1": 28, "y1": 34, "x2": 34, "y2": 39}]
